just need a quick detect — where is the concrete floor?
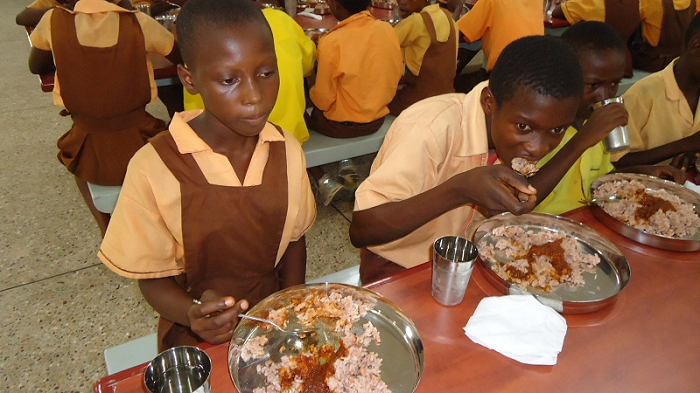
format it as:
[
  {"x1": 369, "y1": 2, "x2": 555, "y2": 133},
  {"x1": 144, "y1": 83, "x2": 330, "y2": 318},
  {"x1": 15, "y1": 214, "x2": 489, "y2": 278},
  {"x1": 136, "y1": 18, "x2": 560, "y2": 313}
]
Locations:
[{"x1": 0, "y1": 1, "x2": 362, "y2": 390}]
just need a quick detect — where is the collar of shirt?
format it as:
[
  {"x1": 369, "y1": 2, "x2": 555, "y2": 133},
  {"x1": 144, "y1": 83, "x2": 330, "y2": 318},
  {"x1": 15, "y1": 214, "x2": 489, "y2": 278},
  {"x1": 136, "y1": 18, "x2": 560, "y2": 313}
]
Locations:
[
  {"x1": 330, "y1": 10, "x2": 375, "y2": 33},
  {"x1": 662, "y1": 58, "x2": 683, "y2": 102},
  {"x1": 170, "y1": 110, "x2": 285, "y2": 155},
  {"x1": 73, "y1": 0, "x2": 132, "y2": 14},
  {"x1": 458, "y1": 80, "x2": 490, "y2": 157}
]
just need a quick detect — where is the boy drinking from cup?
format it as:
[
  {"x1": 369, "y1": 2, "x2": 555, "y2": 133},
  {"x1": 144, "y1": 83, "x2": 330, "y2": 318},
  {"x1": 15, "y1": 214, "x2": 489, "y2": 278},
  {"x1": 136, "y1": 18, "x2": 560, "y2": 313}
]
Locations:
[{"x1": 98, "y1": 0, "x2": 316, "y2": 351}]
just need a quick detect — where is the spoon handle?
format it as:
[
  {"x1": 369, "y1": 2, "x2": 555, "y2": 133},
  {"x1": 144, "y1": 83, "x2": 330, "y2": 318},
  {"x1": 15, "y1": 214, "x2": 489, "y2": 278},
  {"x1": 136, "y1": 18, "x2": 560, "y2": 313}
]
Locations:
[{"x1": 238, "y1": 314, "x2": 284, "y2": 331}]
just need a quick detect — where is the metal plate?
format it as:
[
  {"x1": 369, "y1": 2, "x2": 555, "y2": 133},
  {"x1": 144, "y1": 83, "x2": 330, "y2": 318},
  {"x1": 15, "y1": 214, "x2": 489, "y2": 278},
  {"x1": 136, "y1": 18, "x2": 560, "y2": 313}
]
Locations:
[
  {"x1": 590, "y1": 173, "x2": 700, "y2": 252},
  {"x1": 228, "y1": 283, "x2": 424, "y2": 392},
  {"x1": 473, "y1": 212, "x2": 630, "y2": 314}
]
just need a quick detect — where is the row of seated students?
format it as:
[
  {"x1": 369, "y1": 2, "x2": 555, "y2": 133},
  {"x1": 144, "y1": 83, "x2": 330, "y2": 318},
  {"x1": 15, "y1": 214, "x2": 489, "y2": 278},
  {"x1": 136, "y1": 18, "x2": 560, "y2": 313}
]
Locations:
[{"x1": 22, "y1": 0, "x2": 699, "y2": 351}]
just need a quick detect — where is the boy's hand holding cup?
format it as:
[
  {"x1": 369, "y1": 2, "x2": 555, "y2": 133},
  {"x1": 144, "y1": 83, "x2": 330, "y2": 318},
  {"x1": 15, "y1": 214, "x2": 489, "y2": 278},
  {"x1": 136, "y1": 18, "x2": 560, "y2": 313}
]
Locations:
[
  {"x1": 189, "y1": 289, "x2": 249, "y2": 345},
  {"x1": 589, "y1": 97, "x2": 630, "y2": 153}
]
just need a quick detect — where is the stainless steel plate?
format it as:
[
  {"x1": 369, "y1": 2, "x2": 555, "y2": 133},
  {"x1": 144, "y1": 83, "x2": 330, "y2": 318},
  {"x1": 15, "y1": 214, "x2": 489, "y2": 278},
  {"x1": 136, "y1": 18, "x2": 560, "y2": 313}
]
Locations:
[
  {"x1": 473, "y1": 212, "x2": 630, "y2": 314},
  {"x1": 228, "y1": 283, "x2": 424, "y2": 392},
  {"x1": 590, "y1": 173, "x2": 700, "y2": 251}
]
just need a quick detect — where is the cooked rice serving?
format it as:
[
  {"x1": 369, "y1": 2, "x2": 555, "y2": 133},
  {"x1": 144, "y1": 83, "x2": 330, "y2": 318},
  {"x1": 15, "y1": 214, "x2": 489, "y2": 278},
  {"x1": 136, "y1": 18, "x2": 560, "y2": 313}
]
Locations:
[
  {"x1": 241, "y1": 289, "x2": 390, "y2": 393},
  {"x1": 593, "y1": 179, "x2": 700, "y2": 238},
  {"x1": 511, "y1": 157, "x2": 539, "y2": 177},
  {"x1": 479, "y1": 225, "x2": 600, "y2": 292}
]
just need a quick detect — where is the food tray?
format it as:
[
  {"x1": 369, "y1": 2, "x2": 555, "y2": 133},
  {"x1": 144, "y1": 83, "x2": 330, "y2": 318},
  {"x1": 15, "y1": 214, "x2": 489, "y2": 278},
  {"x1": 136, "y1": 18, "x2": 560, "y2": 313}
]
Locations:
[
  {"x1": 473, "y1": 212, "x2": 630, "y2": 314},
  {"x1": 228, "y1": 283, "x2": 424, "y2": 392},
  {"x1": 590, "y1": 173, "x2": 700, "y2": 252}
]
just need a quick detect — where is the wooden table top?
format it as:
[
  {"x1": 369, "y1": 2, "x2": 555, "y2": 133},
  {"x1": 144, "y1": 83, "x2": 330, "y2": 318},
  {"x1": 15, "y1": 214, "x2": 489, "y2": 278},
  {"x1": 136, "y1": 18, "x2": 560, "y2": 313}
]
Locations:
[{"x1": 94, "y1": 206, "x2": 700, "y2": 392}]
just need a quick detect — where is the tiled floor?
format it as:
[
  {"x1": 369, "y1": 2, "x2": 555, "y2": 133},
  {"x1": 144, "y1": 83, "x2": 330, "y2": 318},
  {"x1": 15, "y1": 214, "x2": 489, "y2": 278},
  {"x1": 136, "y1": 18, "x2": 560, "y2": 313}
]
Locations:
[{"x1": 0, "y1": 1, "x2": 364, "y2": 390}]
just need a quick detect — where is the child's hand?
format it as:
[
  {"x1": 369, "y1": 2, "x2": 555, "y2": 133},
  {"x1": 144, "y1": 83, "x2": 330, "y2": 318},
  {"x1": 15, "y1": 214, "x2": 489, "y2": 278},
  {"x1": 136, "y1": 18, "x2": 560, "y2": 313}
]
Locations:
[
  {"x1": 579, "y1": 103, "x2": 628, "y2": 148},
  {"x1": 624, "y1": 165, "x2": 687, "y2": 184},
  {"x1": 671, "y1": 152, "x2": 699, "y2": 172},
  {"x1": 188, "y1": 289, "x2": 249, "y2": 345},
  {"x1": 455, "y1": 165, "x2": 537, "y2": 216}
]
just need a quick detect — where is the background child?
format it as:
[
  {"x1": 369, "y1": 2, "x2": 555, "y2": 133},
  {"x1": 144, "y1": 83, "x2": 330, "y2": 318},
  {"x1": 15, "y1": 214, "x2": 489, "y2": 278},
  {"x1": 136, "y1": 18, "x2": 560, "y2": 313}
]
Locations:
[
  {"x1": 454, "y1": 0, "x2": 544, "y2": 93},
  {"x1": 554, "y1": 0, "x2": 700, "y2": 73},
  {"x1": 533, "y1": 21, "x2": 685, "y2": 216},
  {"x1": 16, "y1": 0, "x2": 129, "y2": 26},
  {"x1": 98, "y1": 0, "x2": 316, "y2": 351},
  {"x1": 350, "y1": 36, "x2": 584, "y2": 284},
  {"x1": 28, "y1": 0, "x2": 181, "y2": 236},
  {"x1": 183, "y1": 2, "x2": 317, "y2": 145},
  {"x1": 388, "y1": 0, "x2": 459, "y2": 115},
  {"x1": 612, "y1": 12, "x2": 700, "y2": 169},
  {"x1": 306, "y1": 0, "x2": 403, "y2": 205}
]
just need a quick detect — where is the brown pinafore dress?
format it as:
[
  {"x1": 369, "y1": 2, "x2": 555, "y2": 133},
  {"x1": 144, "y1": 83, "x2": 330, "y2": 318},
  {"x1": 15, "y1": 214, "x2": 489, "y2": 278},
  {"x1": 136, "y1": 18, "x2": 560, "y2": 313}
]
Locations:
[
  {"x1": 149, "y1": 129, "x2": 288, "y2": 351},
  {"x1": 604, "y1": 0, "x2": 641, "y2": 78},
  {"x1": 388, "y1": 11, "x2": 457, "y2": 116},
  {"x1": 631, "y1": 0, "x2": 696, "y2": 72},
  {"x1": 51, "y1": 8, "x2": 166, "y2": 186}
]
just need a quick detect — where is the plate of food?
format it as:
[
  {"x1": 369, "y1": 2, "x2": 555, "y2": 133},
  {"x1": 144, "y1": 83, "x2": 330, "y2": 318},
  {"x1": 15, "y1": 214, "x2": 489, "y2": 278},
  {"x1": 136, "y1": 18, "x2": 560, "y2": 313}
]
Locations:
[
  {"x1": 228, "y1": 283, "x2": 424, "y2": 393},
  {"x1": 590, "y1": 173, "x2": 700, "y2": 251},
  {"x1": 473, "y1": 212, "x2": 630, "y2": 314}
]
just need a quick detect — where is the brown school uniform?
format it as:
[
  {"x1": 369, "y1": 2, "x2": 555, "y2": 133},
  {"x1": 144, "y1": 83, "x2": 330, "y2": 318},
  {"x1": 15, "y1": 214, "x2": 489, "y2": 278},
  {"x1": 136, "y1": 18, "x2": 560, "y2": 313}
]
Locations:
[
  {"x1": 149, "y1": 128, "x2": 288, "y2": 351},
  {"x1": 604, "y1": 0, "x2": 641, "y2": 78},
  {"x1": 51, "y1": 8, "x2": 166, "y2": 186},
  {"x1": 389, "y1": 11, "x2": 457, "y2": 116},
  {"x1": 631, "y1": 0, "x2": 696, "y2": 72}
]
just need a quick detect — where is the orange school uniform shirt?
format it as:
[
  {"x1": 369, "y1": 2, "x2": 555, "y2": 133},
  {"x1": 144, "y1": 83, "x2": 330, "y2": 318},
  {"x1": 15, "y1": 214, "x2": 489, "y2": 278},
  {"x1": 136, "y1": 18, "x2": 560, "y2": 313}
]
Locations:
[
  {"x1": 456, "y1": 0, "x2": 544, "y2": 71},
  {"x1": 98, "y1": 110, "x2": 317, "y2": 278},
  {"x1": 561, "y1": 0, "x2": 700, "y2": 46},
  {"x1": 353, "y1": 81, "x2": 493, "y2": 268},
  {"x1": 310, "y1": 11, "x2": 403, "y2": 123},
  {"x1": 29, "y1": 0, "x2": 174, "y2": 108},
  {"x1": 394, "y1": 3, "x2": 459, "y2": 76}
]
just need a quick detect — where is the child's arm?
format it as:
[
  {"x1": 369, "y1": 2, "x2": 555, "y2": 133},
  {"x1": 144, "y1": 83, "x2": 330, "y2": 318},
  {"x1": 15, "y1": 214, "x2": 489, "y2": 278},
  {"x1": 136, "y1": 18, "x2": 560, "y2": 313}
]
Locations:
[
  {"x1": 28, "y1": 47, "x2": 55, "y2": 75},
  {"x1": 349, "y1": 165, "x2": 537, "y2": 248},
  {"x1": 278, "y1": 236, "x2": 307, "y2": 289},
  {"x1": 165, "y1": 42, "x2": 183, "y2": 65},
  {"x1": 614, "y1": 164, "x2": 687, "y2": 183},
  {"x1": 613, "y1": 132, "x2": 700, "y2": 167},
  {"x1": 529, "y1": 103, "x2": 628, "y2": 203},
  {"x1": 139, "y1": 277, "x2": 249, "y2": 345},
  {"x1": 16, "y1": 7, "x2": 51, "y2": 26}
]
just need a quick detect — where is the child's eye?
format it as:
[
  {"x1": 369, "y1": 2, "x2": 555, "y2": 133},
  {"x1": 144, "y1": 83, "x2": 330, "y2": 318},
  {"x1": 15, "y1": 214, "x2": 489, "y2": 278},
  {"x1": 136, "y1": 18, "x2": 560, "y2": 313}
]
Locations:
[
  {"x1": 516, "y1": 123, "x2": 532, "y2": 132},
  {"x1": 221, "y1": 78, "x2": 238, "y2": 85},
  {"x1": 551, "y1": 127, "x2": 567, "y2": 135},
  {"x1": 259, "y1": 69, "x2": 277, "y2": 78}
]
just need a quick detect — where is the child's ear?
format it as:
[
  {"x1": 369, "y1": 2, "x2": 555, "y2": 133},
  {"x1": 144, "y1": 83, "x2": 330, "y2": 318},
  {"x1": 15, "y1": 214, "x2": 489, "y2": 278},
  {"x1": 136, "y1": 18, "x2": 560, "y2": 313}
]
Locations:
[
  {"x1": 177, "y1": 64, "x2": 199, "y2": 95},
  {"x1": 480, "y1": 86, "x2": 496, "y2": 116}
]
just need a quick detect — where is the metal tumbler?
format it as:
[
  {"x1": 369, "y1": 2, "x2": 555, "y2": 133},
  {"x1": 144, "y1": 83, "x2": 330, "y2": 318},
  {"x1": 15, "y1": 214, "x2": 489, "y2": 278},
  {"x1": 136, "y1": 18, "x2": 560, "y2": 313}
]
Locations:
[
  {"x1": 591, "y1": 97, "x2": 630, "y2": 153},
  {"x1": 144, "y1": 346, "x2": 212, "y2": 393},
  {"x1": 431, "y1": 236, "x2": 479, "y2": 306}
]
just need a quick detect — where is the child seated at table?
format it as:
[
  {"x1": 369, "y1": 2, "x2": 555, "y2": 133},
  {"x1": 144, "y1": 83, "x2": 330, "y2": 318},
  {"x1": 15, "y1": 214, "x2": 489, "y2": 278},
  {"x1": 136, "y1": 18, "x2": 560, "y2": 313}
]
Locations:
[
  {"x1": 454, "y1": 0, "x2": 544, "y2": 93},
  {"x1": 306, "y1": 0, "x2": 403, "y2": 204},
  {"x1": 183, "y1": 3, "x2": 317, "y2": 145},
  {"x1": 612, "y1": 12, "x2": 700, "y2": 169},
  {"x1": 28, "y1": 0, "x2": 181, "y2": 236},
  {"x1": 553, "y1": 0, "x2": 699, "y2": 74},
  {"x1": 387, "y1": 0, "x2": 458, "y2": 115},
  {"x1": 533, "y1": 21, "x2": 684, "y2": 216},
  {"x1": 16, "y1": 0, "x2": 128, "y2": 26},
  {"x1": 98, "y1": 0, "x2": 316, "y2": 351},
  {"x1": 350, "y1": 35, "x2": 587, "y2": 284}
]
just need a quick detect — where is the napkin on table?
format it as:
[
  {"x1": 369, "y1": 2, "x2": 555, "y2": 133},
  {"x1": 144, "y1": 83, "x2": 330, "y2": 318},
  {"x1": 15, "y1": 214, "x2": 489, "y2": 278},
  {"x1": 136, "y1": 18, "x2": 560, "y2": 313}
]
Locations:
[
  {"x1": 683, "y1": 180, "x2": 700, "y2": 195},
  {"x1": 463, "y1": 295, "x2": 567, "y2": 365}
]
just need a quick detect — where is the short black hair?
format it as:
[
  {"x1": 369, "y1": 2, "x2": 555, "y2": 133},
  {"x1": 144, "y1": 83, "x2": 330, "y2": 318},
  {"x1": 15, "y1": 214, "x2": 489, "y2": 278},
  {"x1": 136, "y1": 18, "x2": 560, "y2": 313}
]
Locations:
[
  {"x1": 336, "y1": 0, "x2": 372, "y2": 15},
  {"x1": 561, "y1": 21, "x2": 626, "y2": 57},
  {"x1": 176, "y1": 0, "x2": 271, "y2": 66},
  {"x1": 685, "y1": 12, "x2": 700, "y2": 47},
  {"x1": 489, "y1": 35, "x2": 583, "y2": 107}
]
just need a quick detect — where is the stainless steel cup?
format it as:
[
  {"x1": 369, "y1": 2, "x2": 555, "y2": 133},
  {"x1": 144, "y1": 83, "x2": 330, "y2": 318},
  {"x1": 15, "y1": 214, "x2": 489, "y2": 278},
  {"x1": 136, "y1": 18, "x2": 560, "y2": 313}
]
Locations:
[
  {"x1": 134, "y1": 4, "x2": 151, "y2": 16},
  {"x1": 431, "y1": 236, "x2": 478, "y2": 306},
  {"x1": 591, "y1": 97, "x2": 630, "y2": 153},
  {"x1": 144, "y1": 346, "x2": 212, "y2": 393}
]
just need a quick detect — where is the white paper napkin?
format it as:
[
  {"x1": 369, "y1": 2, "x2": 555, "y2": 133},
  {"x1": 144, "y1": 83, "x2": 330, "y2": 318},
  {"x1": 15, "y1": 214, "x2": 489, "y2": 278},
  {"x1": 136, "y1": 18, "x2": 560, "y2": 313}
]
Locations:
[
  {"x1": 297, "y1": 11, "x2": 323, "y2": 20},
  {"x1": 463, "y1": 295, "x2": 567, "y2": 365},
  {"x1": 683, "y1": 180, "x2": 700, "y2": 195}
]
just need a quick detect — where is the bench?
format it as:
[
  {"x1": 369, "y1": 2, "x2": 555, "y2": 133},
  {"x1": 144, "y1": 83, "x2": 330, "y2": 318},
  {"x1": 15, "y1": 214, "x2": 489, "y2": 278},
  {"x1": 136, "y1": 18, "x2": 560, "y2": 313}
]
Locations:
[{"x1": 302, "y1": 115, "x2": 395, "y2": 168}]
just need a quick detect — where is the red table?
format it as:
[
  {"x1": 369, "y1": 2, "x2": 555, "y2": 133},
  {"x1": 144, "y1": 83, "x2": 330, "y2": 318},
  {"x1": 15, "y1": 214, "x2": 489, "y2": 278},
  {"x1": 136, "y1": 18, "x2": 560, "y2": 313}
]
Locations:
[{"x1": 94, "y1": 206, "x2": 700, "y2": 392}]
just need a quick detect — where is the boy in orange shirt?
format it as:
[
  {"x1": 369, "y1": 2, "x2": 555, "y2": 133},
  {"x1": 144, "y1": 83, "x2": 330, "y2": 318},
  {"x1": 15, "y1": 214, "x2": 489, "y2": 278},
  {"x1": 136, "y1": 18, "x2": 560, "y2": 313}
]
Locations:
[{"x1": 98, "y1": 0, "x2": 316, "y2": 350}]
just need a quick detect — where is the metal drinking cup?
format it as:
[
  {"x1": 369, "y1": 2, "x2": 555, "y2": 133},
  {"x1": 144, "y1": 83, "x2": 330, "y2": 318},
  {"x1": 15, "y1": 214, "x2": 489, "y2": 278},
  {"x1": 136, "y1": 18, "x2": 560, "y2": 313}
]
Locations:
[
  {"x1": 134, "y1": 4, "x2": 151, "y2": 16},
  {"x1": 144, "y1": 346, "x2": 212, "y2": 393},
  {"x1": 591, "y1": 97, "x2": 630, "y2": 153},
  {"x1": 432, "y1": 236, "x2": 479, "y2": 306}
]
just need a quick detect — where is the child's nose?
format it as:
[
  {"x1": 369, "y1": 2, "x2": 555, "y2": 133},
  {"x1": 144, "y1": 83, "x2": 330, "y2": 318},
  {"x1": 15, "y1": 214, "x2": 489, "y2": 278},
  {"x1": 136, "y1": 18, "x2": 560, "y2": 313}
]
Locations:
[{"x1": 241, "y1": 78, "x2": 263, "y2": 105}]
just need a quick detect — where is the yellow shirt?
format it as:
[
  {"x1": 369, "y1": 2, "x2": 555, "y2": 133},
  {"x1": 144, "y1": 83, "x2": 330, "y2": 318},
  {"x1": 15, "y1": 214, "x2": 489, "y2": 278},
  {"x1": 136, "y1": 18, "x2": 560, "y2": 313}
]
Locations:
[
  {"x1": 394, "y1": 4, "x2": 459, "y2": 76},
  {"x1": 98, "y1": 110, "x2": 317, "y2": 279},
  {"x1": 310, "y1": 11, "x2": 403, "y2": 123},
  {"x1": 354, "y1": 81, "x2": 492, "y2": 268},
  {"x1": 456, "y1": 0, "x2": 544, "y2": 71},
  {"x1": 612, "y1": 59, "x2": 700, "y2": 161},
  {"x1": 29, "y1": 0, "x2": 174, "y2": 107},
  {"x1": 561, "y1": 0, "x2": 700, "y2": 46},
  {"x1": 534, "y1": 126, "x2": 614, "y2": 216},
  {"x1": 183, "y1": 8, "x2": 317, "y2": 144}
]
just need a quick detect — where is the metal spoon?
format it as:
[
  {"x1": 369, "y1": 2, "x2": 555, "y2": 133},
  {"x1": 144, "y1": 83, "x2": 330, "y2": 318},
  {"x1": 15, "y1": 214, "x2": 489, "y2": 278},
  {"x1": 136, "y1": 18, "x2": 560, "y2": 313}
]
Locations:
[
  {"x1": 237, "y1": 314, "x2": 314, "y2": 336},
  {"x1": 581, "y1": 195, "x2": 625, "y2": 205},
  {"x1": 238, "y1": 314, "x2": 317, "y2": 351}
]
